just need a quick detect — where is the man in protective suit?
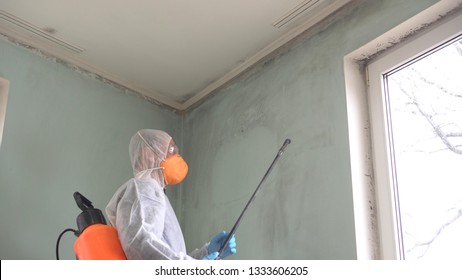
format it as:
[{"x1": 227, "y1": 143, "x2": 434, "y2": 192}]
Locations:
[{"x1": 106, "y1": 129, "x2": 236, "y2": 260}]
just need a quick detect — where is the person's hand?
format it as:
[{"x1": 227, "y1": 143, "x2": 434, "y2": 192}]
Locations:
[
  {"x1": 208, "y1": 231, "x2": 237, "y2": 259},
  {"x1": 201, "y1": 252, "x2": 219, "y2": 260}
]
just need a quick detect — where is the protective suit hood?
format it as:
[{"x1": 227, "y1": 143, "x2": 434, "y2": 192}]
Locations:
[{"x1": 129, "y1": 129, "x2": 172, "y2": 185}]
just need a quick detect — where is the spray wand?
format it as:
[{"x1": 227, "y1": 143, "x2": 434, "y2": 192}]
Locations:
[{"x1": 216, "y1": 139, "x2": 291, "y2": 259}]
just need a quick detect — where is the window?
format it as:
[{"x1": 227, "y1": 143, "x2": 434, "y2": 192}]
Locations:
[
  {"x1": 367, "y1": 15, "x2": 462, "y2": 259},
  {"x1": 345, "y1": 4, "x2": 462, "y2": 259},
  {"x1": 372, "y1": 35, "x2": 462, "y2": 260},
  {"x1": 0, "y1": 77, "x2": 9, "y2": 148}
]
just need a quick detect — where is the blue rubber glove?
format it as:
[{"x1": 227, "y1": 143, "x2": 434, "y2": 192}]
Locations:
[
  {"x1": 208, "y1": 231, "x2": 237, "y2": 259},
  {"x1": 201, "y1": 252, "x2": 219, "y2": 260}
]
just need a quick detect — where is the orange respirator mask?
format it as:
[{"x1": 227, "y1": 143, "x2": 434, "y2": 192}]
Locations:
[{"x1": 161, "y1": 154, "x2": 188, "y2": 185}]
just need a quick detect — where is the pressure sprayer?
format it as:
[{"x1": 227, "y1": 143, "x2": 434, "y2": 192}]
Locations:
[
  {"x1": 56, "y1": 192, "x2": 127, "y2": 260},
  {"x1": 216, "y1": 138, "x2": 291, "y2": 259}
]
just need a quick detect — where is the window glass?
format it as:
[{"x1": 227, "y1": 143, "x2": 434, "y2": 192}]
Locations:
[{"x1": 384, "y1": 35, "x2": 462, "y2": 259}]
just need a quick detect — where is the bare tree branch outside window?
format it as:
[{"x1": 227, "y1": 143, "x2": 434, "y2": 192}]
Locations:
[{"x1": 386, "y1": 37, "x2": 462, "y2": 259}]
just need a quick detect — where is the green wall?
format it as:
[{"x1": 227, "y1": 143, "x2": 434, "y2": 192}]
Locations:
[
  {"x1": 180, "y1": 0, "x2": 439, "y2": 259},
  {"x1": 0, "y1": 40, "x2": 180, "y2": 259},
  {"x1": 0, "y1": 0, "x2": 440, "y2": 260}
]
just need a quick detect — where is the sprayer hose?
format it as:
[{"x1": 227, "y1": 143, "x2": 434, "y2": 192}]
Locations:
[{"x1": 56, "y1": 228, "x2": 78, "y2": 260}]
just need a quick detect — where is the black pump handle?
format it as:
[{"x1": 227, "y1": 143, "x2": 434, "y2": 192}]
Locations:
[{"x1": 73, "y1": 192, "x2": 94, "y2": 211}]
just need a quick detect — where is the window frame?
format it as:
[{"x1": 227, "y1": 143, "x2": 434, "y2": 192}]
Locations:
[
  {"x1": 367, "y1": 13, "x2": 462, "y2": 259},
  {"x1": 0, "y1": 77, "x2": 9, "y2": 148},
  {"x1": 344, "y1": 2, "x2": 462, "y2": 260}
]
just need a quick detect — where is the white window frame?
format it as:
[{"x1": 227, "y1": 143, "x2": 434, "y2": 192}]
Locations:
[
  {"x1": 367, "y1": 13, "x2": 462, "y2": 260},
  {"x1": 0, "y1": 77, "x2": 9, "y2": 148},
  {"x1": 344, "y1": 1, "x2": 462, "y2": 259}
]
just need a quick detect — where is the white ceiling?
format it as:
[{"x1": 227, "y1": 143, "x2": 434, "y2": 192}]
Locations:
[{"x1": 0, "y1": 0, "x2": 352, "y2": 111}]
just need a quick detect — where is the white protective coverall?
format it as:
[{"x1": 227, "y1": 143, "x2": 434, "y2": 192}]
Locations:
[{"x1": 105, "y1": 129, "x2": 209, "y2": 259}]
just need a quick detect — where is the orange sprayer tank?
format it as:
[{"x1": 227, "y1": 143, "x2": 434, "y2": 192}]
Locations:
[{"x1": 73, "y1": 192, "x2": 127, "y2": 260}]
